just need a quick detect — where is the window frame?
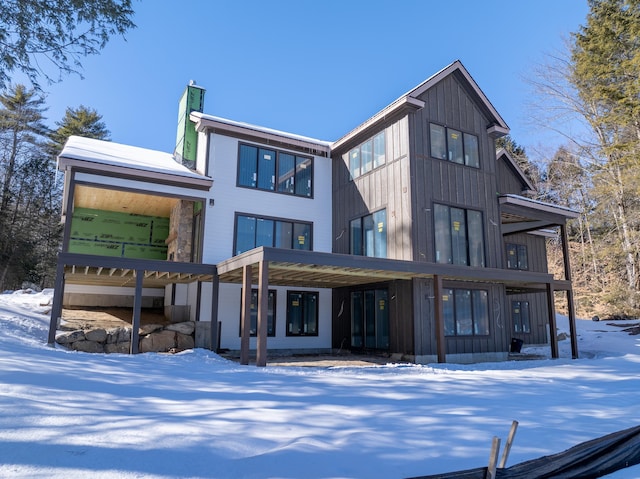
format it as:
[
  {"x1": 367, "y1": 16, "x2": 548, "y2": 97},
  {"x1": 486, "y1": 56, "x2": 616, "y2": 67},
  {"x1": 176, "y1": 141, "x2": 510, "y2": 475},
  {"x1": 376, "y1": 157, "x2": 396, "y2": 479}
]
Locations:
[
  {"x1": 429, "y1": 123, "x2": 480, "y2": 168},
  {"x1": 237, "y1": 143, "x2": 314, "y2": 198},
  {"x1": 512, "y1": 300, "x2": 531, "y2": 334},
  {"x1": 506, "y1": 243, "x2": 529, "y2": 270},
  {"x1": 434, "y1": 203, "x2": 485, "y2": 267},
  {"x1": 286, "y1": 290, "x2": 319, "y2": 336},
  {"x1": 348, "y1": 131, "x2": 386, "y2": 180},
  {"x1": 239, "y1": 289, "x2": 277, "y2": 337},
  {"x1": 349, "y1": 208, "x2": 387, "y2": 258},
  {"x1": 233, "y1": 213, "x2": 312, "y2": 256},
  {"x1": 442, "y1": 288, "x2": 490, "y2": 337}
]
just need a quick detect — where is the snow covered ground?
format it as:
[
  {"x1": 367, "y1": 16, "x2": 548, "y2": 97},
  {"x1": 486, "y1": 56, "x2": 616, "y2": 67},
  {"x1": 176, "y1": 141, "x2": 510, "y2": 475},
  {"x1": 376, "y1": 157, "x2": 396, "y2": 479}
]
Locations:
[{"x1": 1, "y1": 289, "x2": 640, "y2": 479}]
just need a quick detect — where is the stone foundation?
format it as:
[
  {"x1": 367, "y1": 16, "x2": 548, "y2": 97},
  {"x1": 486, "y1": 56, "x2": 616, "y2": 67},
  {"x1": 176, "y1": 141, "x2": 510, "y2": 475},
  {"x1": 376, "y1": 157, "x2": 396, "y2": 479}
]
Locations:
[{"x1": 55, "y1": 321, "x2": 196, "y2": 354}]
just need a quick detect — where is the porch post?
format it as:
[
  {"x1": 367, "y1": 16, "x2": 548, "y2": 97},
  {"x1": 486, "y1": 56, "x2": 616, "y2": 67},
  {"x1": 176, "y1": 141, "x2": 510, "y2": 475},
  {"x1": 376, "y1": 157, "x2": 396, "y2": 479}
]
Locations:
[
  {"x1": 130, "y1": 269, "x2": 143, "y2": 354},
  {"x1": 561, "y1": 223, "x2": 579, "y2": 359},
  {"x1": 546, "y1": 282, "x2": 559, "y2": 359},
  {"x1": 209, "y1": 271, "x2": 219, "y2": 353},
  {"x1": 256, "y1": 260, "x2": 269, "y2": 367},
  {"x1": 47, "y1": 260, "x2": 66, "y2": 345},
  {"x1": 433, "y1": 275, "x2": 446, "y2": 363},
  {"x1": 240, "y1": 264, "x2": 252, "y2": 365}
]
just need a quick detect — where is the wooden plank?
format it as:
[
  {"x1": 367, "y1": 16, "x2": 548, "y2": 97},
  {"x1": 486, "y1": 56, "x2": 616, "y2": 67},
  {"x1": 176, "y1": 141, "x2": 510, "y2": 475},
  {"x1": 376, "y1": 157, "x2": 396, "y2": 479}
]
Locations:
[
  {"x1": 487, "y1": 436, "x2": 501, "y2": 479},
  {"x1": 499, "y1": 420, "x2": 519, "y2": 468}
]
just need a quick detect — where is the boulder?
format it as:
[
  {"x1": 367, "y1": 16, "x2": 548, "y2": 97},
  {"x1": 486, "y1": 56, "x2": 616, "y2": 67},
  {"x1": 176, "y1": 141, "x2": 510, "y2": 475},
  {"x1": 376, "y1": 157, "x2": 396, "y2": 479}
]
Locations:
[
  {"x1": 85, "y1": 328, "x2": 107, "y2": 342},
  {"x1": 165, "y1": 321, "x2": 195, "y2": 335},
  {"x1": 176, "y1": 332, "x2": 195, "y2": 351},
  {"x1": 71, "y1": 340, "x2": 104, "y2": 353},
  {"x1": 55, "y1": 330, "x2": 85, "y2": 344},
  {"x1": 139, "y1": 330, "x2": 176, "y2": 353},
  {"x1": 106, "y1": 327, "x2": 130, "y2": 344},
  {"x1": 104, "y1": 342, "x2": 131, "y2": 354},
  {"x1": 139, "y1": 323, "x2": 164, "y2": 335}
]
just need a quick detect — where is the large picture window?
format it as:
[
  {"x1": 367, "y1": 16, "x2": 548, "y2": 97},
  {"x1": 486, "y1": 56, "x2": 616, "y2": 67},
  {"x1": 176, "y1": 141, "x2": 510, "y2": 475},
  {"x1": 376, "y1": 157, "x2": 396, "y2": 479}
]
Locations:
[
  {"x1": 239, "y1": 289, "x2": 276, "y2": 337},
  {"x1": 443, "y1": 288, "x2": 489, "y2": 336},
  {"x1": 349, "y1": 131, "x2": 386, "y2": 180},
  {"x1": 512, "y1": 300, "x2": 531, "y2": 333},
  {"x1": 434, "y1": 204, "x2": 485, "y2": 267},
  {"x1": 429, "y1": 123, "x2": 479, "y2": 168},
  {"x1": 234, "y1": 214, "x2": 311, "y2": 255},
  {"x1": 286, "y1": 291, "x2": 318, "y2": 336},
  {"x1": 238, "y1": 144, "x2": 313, "y2": 197},
  {"x1": 506, "y1": 243, "x2": 528, "y2": 270},
  {"x1": 350, "y1": 209, "x2": 387, "y2": 258}
]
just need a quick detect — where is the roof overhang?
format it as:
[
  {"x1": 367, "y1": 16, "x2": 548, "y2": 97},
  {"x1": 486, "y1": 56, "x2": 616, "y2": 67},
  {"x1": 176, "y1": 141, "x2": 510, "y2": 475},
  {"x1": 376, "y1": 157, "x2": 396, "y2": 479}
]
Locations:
[
  {"x1": 500, "y1": 194, "x2": 579, "y2": 235},
  {"x1": 191, "y1": 112, "x2": 332, "y2": 157}
]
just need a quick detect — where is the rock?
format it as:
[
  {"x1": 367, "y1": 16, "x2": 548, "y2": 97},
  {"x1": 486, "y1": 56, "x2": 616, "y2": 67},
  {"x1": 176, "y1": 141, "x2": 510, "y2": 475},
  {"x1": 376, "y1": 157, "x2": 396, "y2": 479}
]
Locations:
[
  {"x1": 104, "y1": 342, "x2": 131, "y2": 354},
  {"x1": 106, "y1": 327, "x2": 131, "y2": 344},
  {"x1": 71, "y1": 340, "x2": 104, "y2": 353},
  {"x1": 139, "y1": 323, "x2": 164, "y2": 335},
  {"x1": 139, "y1": 330, "x2": 176, "y2": 353},
  {"x1": 56, "y1": 330, "x2": 85, "y2": 344},
  {"x1": 85, "y1": 328, "x2": 107, "y2": 342},
  {"x1": 175, "y1": 332, "x2": 195, "y2": 351},
  {"x1": 165, "y1": 321, "x2": 195, "y2": 335}
]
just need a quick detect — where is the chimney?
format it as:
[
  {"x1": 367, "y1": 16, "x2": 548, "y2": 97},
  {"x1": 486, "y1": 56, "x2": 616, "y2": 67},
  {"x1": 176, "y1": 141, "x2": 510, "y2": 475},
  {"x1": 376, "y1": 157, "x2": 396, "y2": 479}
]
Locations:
[{"x1": 175, "y1": 80, "x2": 205, "y2": 170}]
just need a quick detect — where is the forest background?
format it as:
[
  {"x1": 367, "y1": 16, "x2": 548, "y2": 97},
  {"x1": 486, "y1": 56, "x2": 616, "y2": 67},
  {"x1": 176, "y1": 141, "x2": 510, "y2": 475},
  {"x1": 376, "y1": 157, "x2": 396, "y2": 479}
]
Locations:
[{"x1": 0, "y1": 0, "x2": 639, "y2": 319}]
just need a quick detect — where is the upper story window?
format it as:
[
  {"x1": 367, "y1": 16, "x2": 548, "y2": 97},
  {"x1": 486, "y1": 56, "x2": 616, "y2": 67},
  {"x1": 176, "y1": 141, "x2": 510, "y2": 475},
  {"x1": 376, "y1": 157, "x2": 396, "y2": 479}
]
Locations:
[
  {"x1": 443, "y1": 288, "x2": 490, "y2": 336},
  {"x1": 506, "y1": 243, "x2": 528, "y2": 270},
  {"x1": 350, "y1": 209, "x2": 387, "y2": 258},
  {"x1": 434, "y1": 204, "x2": 485, "y2": 267},
  {"x1": 349, "y1": 131, "x2": 385, "y2": 180},
  {"x1": 429, "y1": 123, "x2": 479, "y2": 168},
  {"x1": 234, "y1": 214, "x2": 312, "y2": 255},
  {"x1": 238, "y1": 144, "x2": 313, "y2": 198}
]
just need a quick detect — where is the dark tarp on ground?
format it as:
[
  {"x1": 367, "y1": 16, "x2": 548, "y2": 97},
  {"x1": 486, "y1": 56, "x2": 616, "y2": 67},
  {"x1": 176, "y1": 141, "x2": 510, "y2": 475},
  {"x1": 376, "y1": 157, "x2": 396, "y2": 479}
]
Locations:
[{"x1": 409, "y1": 424, "x2": 640, "y2": 479}]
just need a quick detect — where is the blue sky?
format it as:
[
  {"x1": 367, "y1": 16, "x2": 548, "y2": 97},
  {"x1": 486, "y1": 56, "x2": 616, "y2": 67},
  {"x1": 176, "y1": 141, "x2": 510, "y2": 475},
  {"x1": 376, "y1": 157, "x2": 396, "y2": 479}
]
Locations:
[{"x1": 42, "y1": 0, "x2": 590, "y2": 158}]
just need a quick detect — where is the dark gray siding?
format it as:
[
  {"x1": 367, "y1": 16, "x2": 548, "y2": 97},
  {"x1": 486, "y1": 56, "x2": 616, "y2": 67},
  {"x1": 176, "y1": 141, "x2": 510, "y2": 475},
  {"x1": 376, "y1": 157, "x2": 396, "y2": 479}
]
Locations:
[
  {"x1": 332, "y1": 118, "x2": 412, "y2": 260},
  {"x1": 409, "y1": 74, "x2": 503, "y2": 269},
  {"x1": 497, "y1": 156, "x2": 528, "y2": 195},
  {"x1": 503, "y1": 232, "x2": 549, "y2": 273},
  {"x1": 331, "y1": 280, "x2": 414, "y2": 355},
  {"x1": 413, "y1": 278, "x2": 510, "y2": 357},
  {"x1": 508, "y1": 292, "x2": 550, "y2": 345}
]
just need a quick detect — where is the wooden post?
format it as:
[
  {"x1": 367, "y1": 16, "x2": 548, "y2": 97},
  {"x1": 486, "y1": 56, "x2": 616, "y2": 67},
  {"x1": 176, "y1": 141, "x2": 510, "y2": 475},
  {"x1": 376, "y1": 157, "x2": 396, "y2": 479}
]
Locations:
[
  {"x1": 256, "y1": 260, "x2": 269, "y2": 367},
  {"x1": 561, "y1": 224, "x2": 579, "y2": 359},
  {"x1": 547, "y1": 282, "x2": 558, "y2": 359},
  {"x1": 48, "y1": 261, "x2": 66, "y2": 345},
  {"x1": 487, "y1": 436, "x2": 501, "y2": 479},
  {"x1": 433, "y1": 275, "x2": 446, "y2": 363},
  {"x1": 240, "y1": 264, "x2": 252, "y2": 365},
  {"x1": 499, "y1": 420, "x2": 519, "y2": 468},
  {"x1": 130, "y1": 269, "x2": 143, "y2": 354},
  {"x1": 209, "y1": 272, "x2": 219, "y2": 353}
]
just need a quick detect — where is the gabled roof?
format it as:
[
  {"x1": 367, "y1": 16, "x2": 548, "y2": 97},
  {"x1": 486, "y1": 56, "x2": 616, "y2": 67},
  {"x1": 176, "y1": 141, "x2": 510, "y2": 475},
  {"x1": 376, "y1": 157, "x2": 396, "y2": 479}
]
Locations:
[
  {"x1": 58, "y1": 136, "x2": 212, "y2": 189},
  {"x1": 497, "y1": 148, "x2": 536, "y2": 193},
  {"x1": 333, "y1": 60, "x2": 510, "y2": 151}
]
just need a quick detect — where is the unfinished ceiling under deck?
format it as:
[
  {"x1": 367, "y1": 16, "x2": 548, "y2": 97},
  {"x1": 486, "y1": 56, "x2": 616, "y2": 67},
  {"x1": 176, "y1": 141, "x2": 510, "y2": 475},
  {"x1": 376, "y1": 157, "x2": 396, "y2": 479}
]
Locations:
[{"x1": 74, "y1": 184, "x2": 179, "y2": 217}]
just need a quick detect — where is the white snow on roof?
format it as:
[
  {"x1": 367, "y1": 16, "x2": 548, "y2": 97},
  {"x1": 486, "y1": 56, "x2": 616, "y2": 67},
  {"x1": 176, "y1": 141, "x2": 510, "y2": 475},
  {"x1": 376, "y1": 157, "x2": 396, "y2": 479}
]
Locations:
[
  {"x1": 58, "y1": 136, "x2": 209, "y2": 180},
  {"x1": 191, "y1": 112, "x2": 332, "y2": 147}
]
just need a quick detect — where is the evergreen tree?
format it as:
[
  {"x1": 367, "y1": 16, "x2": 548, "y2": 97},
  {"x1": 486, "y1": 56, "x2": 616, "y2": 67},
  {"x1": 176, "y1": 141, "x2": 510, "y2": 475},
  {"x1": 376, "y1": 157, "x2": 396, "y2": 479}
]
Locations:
[
  {"x1": 0, "y1": 85, "x2": 50, "y2": 289},
  {"x1": 48, "y1": 105, "x2": 110, "y2": 157}
]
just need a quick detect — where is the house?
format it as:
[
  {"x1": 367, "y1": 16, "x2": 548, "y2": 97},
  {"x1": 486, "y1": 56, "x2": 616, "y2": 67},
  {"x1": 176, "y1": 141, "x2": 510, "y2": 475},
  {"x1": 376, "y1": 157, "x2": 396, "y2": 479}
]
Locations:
[{"x1": 47, "y1": 60, "x2": 579, "y2": 364}]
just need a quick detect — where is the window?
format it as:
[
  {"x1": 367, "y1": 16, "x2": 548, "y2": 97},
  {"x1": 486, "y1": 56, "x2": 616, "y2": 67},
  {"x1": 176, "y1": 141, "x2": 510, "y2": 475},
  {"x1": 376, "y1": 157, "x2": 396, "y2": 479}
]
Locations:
[
  {"x1": 350, "y1": 209, "x2": 387, "y2": 258},
  {"x1": 349, "y1": 131, "x2": 385, "y2": 179},
  {"x1": 434, "y1": 204, "x2": 485, "y2": 267},
  {"x1": 351, "y1": 289, "x2": 389, "y2": 350},
  {"x1": 512, "y1": 301, "x2": 531, "y2": 333},
  {"x1": 443, "y1": 288, "x2": 489, "y2": 336},
  {"x1": 239, "y1": 289, "x2": 276, "y2": 337},
  {"x1": 429, "y1": 123, "x2": 479, "y2": 168},
  {"x1": 506, "y1": 243, "x2": 528, "y2": 270},
  {"x1": 287, "y1": 291, "x2": 318, "y2": 336},
  {"x1": 234, "y1": 214, "x2": 311, "y2": 255},
  {"x1": 238, "y1": 144, "x2": 313, "y2": 197}
]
